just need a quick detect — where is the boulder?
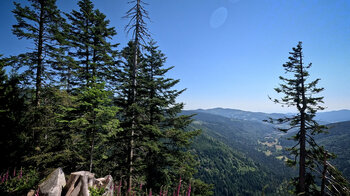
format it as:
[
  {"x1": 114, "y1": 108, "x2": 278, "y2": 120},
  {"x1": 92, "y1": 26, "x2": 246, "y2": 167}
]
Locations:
[
  {"x1": 63, "y1": 171, "x2": 95, "y2": 196},
  {"x1": 38, "y1": 168, "x2": 66, "y2": 196},
  {"x1": 27, "y1": 189, "x2": 35, "y2": 196},
  {"x1": 101, "y1": 175, "x2": 114, "y2": 196}
]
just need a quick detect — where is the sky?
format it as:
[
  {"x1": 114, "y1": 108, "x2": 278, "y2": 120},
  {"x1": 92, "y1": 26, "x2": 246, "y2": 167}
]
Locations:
[{"x1": 1, "y1": 0, "x2": 350, "y2": 113}]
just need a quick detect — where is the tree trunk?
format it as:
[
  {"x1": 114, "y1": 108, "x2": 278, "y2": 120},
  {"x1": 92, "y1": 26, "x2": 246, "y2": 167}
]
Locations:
[
  {"x1": 321, "y1": 151, "x2": 328, "y2": 196},
  {"x1": 299, "y1": 112, "x2": 306, "y2": 193},
  {"x1": 298, "y1": 50, "x2": 307, "y2": 194},
  {"x1": 89, "y1": 129, "x2": 95, "y2": 172},
  {"x1": 35, "y1": 0, "x2": 45, "y2": 107}
]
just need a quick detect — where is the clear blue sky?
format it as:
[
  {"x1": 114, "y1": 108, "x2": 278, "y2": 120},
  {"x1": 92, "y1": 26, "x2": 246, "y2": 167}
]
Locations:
[{"x1": 1, "y1": 0, "x2": 350, "y2": 113}]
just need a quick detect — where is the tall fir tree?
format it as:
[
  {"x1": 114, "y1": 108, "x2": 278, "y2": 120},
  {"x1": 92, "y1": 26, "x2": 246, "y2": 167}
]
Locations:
[
  {"x1": 269, "y1": 42, "x2": 326, "y2": 194},
  {"x1": 12, "y1": 0, "x2": 64, "y2": 106},
  {"x1": 123, "y1": 0, "x2": 150, "y2": 188},
  {"x1": 10, "y1": 0, "x2": 70, "y2": 172},
  {"x1": 65, "y1": 0, "x2": 118, "y2": 88},
  {"x1": 140, "y1": 41, "x2": 201, "y2": 189}
]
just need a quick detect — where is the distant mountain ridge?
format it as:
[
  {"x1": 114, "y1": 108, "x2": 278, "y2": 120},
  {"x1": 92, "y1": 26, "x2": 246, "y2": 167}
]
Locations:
[{"x1": 190, "y1": 108, "x2": 350, "y2": 123}]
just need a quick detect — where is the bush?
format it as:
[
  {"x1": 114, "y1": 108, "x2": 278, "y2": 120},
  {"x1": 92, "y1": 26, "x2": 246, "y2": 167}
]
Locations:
[{"x1": 0, "y1": 167, "x2": 39, "y2": 195}]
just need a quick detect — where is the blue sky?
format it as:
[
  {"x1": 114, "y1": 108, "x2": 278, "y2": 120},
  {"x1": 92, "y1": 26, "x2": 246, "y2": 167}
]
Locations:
[{"x1": 1, "y1": 0, "x2": 350, "y2": 113}]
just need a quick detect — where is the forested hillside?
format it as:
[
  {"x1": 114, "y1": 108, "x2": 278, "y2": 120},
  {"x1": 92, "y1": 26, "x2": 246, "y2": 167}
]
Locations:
[
  {"x1": 183, "y1": 110, "x2": 294, "y2": 195},
  {"x1": 281, "y1": 121, "x2": 350, "y2": 180}
]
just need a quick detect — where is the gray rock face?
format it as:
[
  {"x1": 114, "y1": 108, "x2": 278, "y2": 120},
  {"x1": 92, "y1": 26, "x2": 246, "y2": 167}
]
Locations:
[
  {"x1": 38, "y1": 168, "x2": 66, "y2": 196},
  {"x1": 36, "y1": 168, "x2": 114, "y2": 196},
  {"x1": 101, "y1": 175, "x2": 114, "y2": 196},
  {"x1": 63, "y1": 171, "x2": 95, "y2": 196}
]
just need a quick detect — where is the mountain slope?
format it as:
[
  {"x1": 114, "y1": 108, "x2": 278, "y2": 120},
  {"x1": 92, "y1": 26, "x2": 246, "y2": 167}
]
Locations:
[
  {"x1": 191, "y1": 130, "x2": 289, "y2": 195},
  {"x1": 184, "y1": 111, "x2": 294, "y2": 195},
  {"x1": 317, "y1": 121, "x2": 350, "y2": 179},
  {"x1": 279, "y1": 121, "x2": 350, "y2": 180}
]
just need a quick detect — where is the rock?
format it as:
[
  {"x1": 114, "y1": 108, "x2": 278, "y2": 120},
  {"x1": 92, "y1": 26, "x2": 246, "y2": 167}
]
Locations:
[
  {"x1": 27, "y1": 189, "x2": 35, "y2": 196},
  {"x1": 38, "y1": 168, "x2": 66, "y2": 196},
  {"x1": 101, "y1": 175, "x2": 114, "y2": 196},
  {"x1": 63, "y1": 171, "x2": 95, "y2": 196}
]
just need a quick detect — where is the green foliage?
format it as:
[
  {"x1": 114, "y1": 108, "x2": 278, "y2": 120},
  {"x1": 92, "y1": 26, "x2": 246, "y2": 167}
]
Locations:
[
  {"x1": 89, "y1": 186, "x2": 105, "y2": 196},
  {"x1": 64, "y1": 0, "x2": 118, "y2": 87},
  {"x1": 0, "y1": 168, "x2": 39, "y2": 195}
]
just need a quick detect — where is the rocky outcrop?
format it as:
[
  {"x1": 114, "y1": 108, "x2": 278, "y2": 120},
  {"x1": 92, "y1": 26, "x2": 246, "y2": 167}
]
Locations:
[
  {"x1": 38, "y1": 168, "x2": 66, "y2": 196},
  {"x1": 33, "y1": 169, "x2": 114, "y2": 196}
]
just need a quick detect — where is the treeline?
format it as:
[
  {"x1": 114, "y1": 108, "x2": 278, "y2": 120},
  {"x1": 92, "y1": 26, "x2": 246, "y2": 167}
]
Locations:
[{"x1": 0, "y1": 0, "x2": 211, "y2": 195}]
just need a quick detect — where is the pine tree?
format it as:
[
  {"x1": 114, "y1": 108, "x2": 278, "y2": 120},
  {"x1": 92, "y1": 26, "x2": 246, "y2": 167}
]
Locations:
[
  {"x1": 140, "y1": 41, "x2": 201, "y2": 189},
  {"x1": 123, "y1": 0, "x2": 150, "y2": 188},
  {"x1": 12, "y1": 0, "x2": 64, "y2": 106},
  {"x1": 65, "y1": 0, "x2": 118, "y2": 88},
  {"x1": 268, "y1": 42, "x2": 325, "y2": 194},
  {"x1": 0, "y1": 55, "x2": 28, "y2": 170},
  {"x1": 65, "y1": 82, "x2": 120, "y2": 173}
]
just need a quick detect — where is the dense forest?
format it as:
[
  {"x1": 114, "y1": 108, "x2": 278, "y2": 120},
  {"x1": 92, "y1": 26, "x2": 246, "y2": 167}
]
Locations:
[{"x1": 1, "y1": 0, "x2": 350, "y2": 196}]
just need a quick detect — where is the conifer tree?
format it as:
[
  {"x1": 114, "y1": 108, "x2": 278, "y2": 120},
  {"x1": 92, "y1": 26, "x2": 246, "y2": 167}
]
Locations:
[
  {"x1": 0, "y1": 56, "x2": 28, "y2": 170},
  {"x1": 12, "y1": 0, "x2": 64, "y2": 106},
  {"x1": 10, "y1": 1, "x2": 69, "y2": 168},
  {"x1": 65, "y1": 0, "x2": 118, "y2": 88},
  {"x1": 123, "y1": 0, "x2": 150, "y2": 188},
  {"x1": 140, "y1": 41, "x2": 201, "y2": 189},
  {"x1": 269, "y1": 42, "x2": 325, "y2": 194},
  {"x1": 65, "y1": 82, "x2": 120, "y2": 173},
  {"x1": 116, "y1": 41, "x2": 203, "y2": 191}
]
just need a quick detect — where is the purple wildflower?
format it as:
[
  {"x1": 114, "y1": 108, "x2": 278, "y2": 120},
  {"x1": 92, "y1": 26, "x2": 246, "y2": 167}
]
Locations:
[
  {"x1": 13, "y1": 168, "x2": 16, "y2": 177},
  {"x1": 187, "y1": 183, "x2": 191, "y2": 196},
  {"x1": 176, "y1": 177, "x2": 181, "y2": 196},
  {"x1": 5, "y1": 170, "x2": 9, "y2": 181},
  {"x1": 117, "y1": 180, "x2": 122, "y2": 196},
  {"x1": 18, "y1": 167, "x2": 22, "y2": 179},
  {"x1": 34, "y1": 187, "x2": 40, "y2": 196}
]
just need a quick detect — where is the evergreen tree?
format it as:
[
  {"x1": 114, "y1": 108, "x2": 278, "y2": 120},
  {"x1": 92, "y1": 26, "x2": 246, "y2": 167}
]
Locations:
[
  {"x1": 268, "y1": 42, "x2": 326, "y2": 194},
  {"x1": 141, "y1": 41, "x2": 201, "y2": 189},
  {"x1": 63, "y1": 82, "x2": 120, "y2": 174},
  {"x1": 115, "y1": 41, "x2": 205, "y2": 192},
  {"x1": 0, "y1": 56, "x2": 27, "y2": 170},
  {"x1": 123, "y1": 0, "x2": 151, "y2": 188},
  {"x1": 65, "y1": 0, "x2": 118, "y2": 88},
  {"x1": 12, "y1": 0, "x2": 64, "y2": 106}
]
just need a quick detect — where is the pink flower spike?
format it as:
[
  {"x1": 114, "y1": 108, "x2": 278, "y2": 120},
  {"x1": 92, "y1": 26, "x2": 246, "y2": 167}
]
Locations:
[
  {"x1": 13, "y1": 168, "x2": 16, "y2": 177},
  {"x1": 140, "y1": 183, "x2": 143, "y2": 190},
  {"x1": 34, "y1": 187, "x2": 40, "y2": 196},
  {"x1": 176, "y1": 177, "x2": 181, "y2": 196},
  {"x1": 117, "y1": 180, "x2": 122, "y2": 196},
  {"x1": 149, "y1": 188, "x2": 152, "y2": 196},
  {"x1": 187, "y1": 183, "x2": 191, "y2": 196},
  {"x1": 159, "y1": 186, "x2": 162, "y2": 196},
  {"x1": 5, "y1": 170, "x2": 9, "y2": 181},
  {"x1": 18, "y1": 167, "x2": 22, "y2": 179}
]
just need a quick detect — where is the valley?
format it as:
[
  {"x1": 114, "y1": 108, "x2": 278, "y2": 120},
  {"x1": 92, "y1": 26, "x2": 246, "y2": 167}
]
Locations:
[{"x1": 185, "y1": 108, "x2": 350, "y2": 195}]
